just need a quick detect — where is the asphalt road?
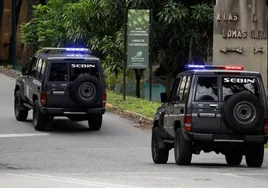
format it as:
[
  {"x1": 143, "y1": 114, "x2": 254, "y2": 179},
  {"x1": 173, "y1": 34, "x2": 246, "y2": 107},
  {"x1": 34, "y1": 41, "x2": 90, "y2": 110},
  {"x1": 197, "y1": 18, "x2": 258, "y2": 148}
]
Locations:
[{"x1": 0, "y1": 73, "x2": 268, "y2": 188}]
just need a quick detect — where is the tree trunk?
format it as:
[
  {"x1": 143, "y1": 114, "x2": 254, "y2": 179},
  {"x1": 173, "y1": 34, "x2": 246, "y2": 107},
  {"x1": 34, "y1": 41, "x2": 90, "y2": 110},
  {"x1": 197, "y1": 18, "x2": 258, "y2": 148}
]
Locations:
[
  {"x1": 0, "y1": 0, "x2": 3, "y2": 30},
  {"x1": 134, "y1": 69, "x2": 144, "y2": 98},
  {"x1": 165, "y1": 71, "x2": 173, "y2": 98},
  {"x1": 8, "y1": 0, "x2": 23, "y2": 64},
  {"x1": 188, "y1": 36, "x2": 193, "y2": 64},
  {"x1": 20, "y1": 0, "x2": 36, "y2": 66}
]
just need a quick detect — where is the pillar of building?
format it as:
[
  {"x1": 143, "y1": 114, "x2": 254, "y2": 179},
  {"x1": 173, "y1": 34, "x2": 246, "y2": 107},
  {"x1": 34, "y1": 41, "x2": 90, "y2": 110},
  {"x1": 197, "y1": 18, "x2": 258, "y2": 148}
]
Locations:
[{"x1": 213, "y1": 0, "x2": 268, "y2": 93}]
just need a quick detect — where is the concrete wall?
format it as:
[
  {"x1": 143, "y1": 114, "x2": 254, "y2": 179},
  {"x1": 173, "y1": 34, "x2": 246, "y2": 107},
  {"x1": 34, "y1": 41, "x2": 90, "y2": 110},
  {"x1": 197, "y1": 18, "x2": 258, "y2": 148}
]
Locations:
[{"x1": 213, "y1": 0, "x2": 268, "y2": 92}]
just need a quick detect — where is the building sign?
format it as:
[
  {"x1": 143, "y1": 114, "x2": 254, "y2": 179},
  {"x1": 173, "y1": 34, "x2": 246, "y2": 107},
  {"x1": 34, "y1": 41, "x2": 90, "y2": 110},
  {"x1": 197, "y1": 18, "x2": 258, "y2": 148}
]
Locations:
[
  {"x1": 216, "y1": 13, "x2": 267, "y2": 40},
  {"x1": 127, "y1": 9, "x2": 150, "y2": 69}
]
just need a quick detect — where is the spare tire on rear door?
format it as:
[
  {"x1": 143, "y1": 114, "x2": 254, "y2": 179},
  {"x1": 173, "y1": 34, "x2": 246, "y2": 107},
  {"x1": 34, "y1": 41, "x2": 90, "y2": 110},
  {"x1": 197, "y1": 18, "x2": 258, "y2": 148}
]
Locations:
[
  {"x1": 223, "y1": 92, "x2": 264, "y2": 133},
  {"x1": 69, "y1": 75, "x2": 102, "y2": 106}
]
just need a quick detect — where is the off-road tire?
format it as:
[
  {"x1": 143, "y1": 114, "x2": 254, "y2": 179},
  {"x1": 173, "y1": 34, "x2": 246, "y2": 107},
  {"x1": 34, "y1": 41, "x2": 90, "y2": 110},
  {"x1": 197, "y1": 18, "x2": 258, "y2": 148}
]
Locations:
[
  {"x1": 14, "y1": 91, "x2": 28, "y2": 121},
  {"x1": 70, "y1": 75, "x2": 102, "y2": 106},
  {"x1": 223, "y1": 92, "x2": 264, "y2": 133},
  {"x1": 151, "y1": 127, "x2": 169, "y2": 164},
  {"x1": 88, "y1": 114, "x2": 102, "y2": 131},
  {"x1": 33, "y1": 100, "x2": 49, "y2": 131},
  {"x1": 174, "y1": 129, "x2": 192, "y2": 165},
  {"x1": 245, "y1": 144, "x2": 264, "y2": 167},
  {"x1": 225, "y1": 152, "x2": 243, "y2": 166}
]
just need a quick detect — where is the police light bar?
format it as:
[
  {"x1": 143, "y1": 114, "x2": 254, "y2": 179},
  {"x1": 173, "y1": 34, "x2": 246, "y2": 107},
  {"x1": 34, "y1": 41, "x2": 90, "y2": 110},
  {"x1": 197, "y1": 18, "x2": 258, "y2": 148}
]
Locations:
[
  {"x1": 66, "y1": 48, "x2": 90, "y2": 52},
  {"x1": 185, "y1": 64, "x2": 244, "y2": 70},
  {"x1": 41, "y1": 47, "x2": 92, "y2": 54}
]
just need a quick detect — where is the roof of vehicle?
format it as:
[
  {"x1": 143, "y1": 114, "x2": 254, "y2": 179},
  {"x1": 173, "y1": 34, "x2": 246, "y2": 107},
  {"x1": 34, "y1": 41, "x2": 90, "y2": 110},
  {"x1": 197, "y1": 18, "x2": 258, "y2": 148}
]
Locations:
[
  {"x1": 37, "y1": 53, "x2": 100, "y2": 61},
  {"x1": 177, "y1": 69, "x2": 261, "y2": 78},
  {"x1": 36, "y1": 47, "x2": 100, "y2": 61}
]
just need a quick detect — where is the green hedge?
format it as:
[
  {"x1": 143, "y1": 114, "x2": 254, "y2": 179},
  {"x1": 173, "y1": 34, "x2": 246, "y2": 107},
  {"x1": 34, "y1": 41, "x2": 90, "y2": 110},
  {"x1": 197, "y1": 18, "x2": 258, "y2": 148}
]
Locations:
[{"x1": 106, "y1": 90, "x2": 161, "y2": 118}]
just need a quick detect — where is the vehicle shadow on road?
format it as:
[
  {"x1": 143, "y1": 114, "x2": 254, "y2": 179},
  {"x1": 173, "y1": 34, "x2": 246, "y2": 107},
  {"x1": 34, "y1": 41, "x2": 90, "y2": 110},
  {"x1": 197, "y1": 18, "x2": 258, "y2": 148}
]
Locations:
[{"x1": 45, "y1": 119, "x2": 92, "y2": 133}]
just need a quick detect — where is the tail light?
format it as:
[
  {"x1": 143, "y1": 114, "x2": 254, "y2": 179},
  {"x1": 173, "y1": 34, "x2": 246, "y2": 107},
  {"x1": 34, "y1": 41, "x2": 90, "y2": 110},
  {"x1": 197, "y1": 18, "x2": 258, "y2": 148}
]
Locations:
[
  {"x1": 102, "y1": 92, "x2": 107, "y2": 107},
  {"x1": 184, "y1": 114, "x2": 192, "y2": 131},
  {"x1": 40, "y1": 92, "x2": 46, "y2": 106},
  {"x1": 264, "y1": 117, "x2": 268, "y2": 134}
]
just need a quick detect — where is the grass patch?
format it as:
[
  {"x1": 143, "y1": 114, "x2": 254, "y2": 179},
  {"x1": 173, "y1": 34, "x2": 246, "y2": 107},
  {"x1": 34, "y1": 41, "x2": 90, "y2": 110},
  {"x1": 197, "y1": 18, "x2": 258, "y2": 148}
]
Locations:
[
  {"x1": 106, "y1": 90, "x2": 161, "y2": 119},
  {"x1": 265, "y1": 143, "x2": 268, "y2": 148}
]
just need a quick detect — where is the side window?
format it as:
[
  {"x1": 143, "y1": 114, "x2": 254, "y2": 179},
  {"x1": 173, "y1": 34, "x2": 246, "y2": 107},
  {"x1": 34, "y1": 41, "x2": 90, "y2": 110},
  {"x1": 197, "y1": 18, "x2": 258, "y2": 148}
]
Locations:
[
  {"x1": 195, "y1": 77, "x2": 218, "y2": 102},
  {"x1": 170, "y1": 77, "x2": 181, "y2": 101},
  {"x1": 177, "y1": 76, "x2": 187, "y2": 101},
  {"x1": 49, "y1": 63, "x2": 68, "y2": 82},
  {"x1": 182, "y1": 76, "x2": 191, "y2": 101},
  {"x1": 30, "y1": 57, "x2": 38, "y2": 77},
  {"x1": 40, "y1": 60, "x2": 47, "y2": 80},
  {"x1": 36, "y1": 59, "x2": 43, "y2": 79}
]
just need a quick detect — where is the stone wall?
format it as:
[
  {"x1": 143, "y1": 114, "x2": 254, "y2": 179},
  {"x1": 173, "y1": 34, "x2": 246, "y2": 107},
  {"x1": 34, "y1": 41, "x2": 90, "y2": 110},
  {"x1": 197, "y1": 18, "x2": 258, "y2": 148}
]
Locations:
[{"x1": 213, "y1": 0, "x2": 268, "y2": 92}]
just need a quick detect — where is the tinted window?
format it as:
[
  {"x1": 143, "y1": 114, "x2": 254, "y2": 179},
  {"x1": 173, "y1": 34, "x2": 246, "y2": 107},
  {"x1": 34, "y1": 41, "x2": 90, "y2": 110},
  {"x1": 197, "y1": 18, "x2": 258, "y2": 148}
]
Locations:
[
  {"x1": 36, "y1": 59, "x2": 43, "y2": 78},
  {"x1": 177, "y1": 76, "x2": 187, "y2": 100},
  {"x1": 49, "y1": 63, "x2": 68, "y2": 82},
  {"x1": 183, "y1": 76, "x2": 191, "y2": 101},
  {"x1": 171, "y1": 77, "x2": 181, "y2": 101},
  {"x1": 40, "y1": 60, "x2": 47, "y2": 79},
  {"x1": 222, "y1": 77, "x2": 259, "y2": 101},
  {"x1": 195, "y1": 77, "x2": 218, "y2": 102},
  {"x1": 30, "y1": 57, "x2": 38, "y2": 77},
  {"x1": 70, "y1": 63, "x2": 99, "y2": 82}
]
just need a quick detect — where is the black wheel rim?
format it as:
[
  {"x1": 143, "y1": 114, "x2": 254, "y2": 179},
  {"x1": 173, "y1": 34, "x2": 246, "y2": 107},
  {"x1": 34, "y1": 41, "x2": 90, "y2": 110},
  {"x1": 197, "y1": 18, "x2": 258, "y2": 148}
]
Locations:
[
  {"x1": 233, "y1": 101, "x2": 256, "y2": 124},
  {"x1": 79, "y1": 82, "x2": 96, "y2": 100}
]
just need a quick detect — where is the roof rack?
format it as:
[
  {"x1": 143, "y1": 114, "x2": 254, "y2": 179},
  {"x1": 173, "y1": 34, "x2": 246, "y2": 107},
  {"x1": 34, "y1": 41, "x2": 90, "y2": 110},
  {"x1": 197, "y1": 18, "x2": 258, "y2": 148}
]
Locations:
[{"x1": 40, "y1": 47, "x2": 92, "y2": 54}]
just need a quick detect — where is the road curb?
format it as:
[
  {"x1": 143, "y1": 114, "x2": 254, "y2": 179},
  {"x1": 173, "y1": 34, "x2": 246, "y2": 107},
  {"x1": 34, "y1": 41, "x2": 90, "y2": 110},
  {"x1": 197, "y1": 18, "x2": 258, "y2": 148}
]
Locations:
[
  {"x1": 106, "y1": 103, "x2": 153, "y2": 124},
  {"x1": 0, "y1": 66, "x2": 153, "y2": 129}
]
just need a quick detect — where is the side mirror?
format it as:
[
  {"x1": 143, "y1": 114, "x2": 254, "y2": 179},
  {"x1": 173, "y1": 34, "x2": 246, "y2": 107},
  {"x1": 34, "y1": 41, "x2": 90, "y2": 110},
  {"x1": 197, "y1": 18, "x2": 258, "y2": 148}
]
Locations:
[
  {"x1": 21, "y1": 67, "x2": 28, "y2": 75},
  {"x1": 160, "y1": 92, "x2": 168, "y2": 103}
]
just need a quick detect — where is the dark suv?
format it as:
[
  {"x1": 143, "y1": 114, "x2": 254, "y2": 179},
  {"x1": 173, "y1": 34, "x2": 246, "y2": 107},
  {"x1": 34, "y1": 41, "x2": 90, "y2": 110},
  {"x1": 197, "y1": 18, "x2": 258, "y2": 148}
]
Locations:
[
  {"x1": 14, "y1": 48, "x2": 106, "y2": 131},
  {"x1": 151, "y1": 65, "x2": 268, "y2": 167}
]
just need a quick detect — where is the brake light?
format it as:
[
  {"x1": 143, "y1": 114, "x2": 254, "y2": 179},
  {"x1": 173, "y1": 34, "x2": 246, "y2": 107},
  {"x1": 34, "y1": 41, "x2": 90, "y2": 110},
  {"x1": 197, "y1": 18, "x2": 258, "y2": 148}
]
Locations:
[
  {"x1": 185, "y1": 64, "x2": 244, "y2": 70},
  {"x1": 102, "y1": 92, "x2": 107, "y2": 107},
  {"x1": 40, "y1": 92, "x2": 46, "y2": 106},
  {"x1": 184, "y1": 114, "x2": 192, "y2": 131},
  {"x1": 264, "y1": 117, "x2": 268, "y2": 134}
]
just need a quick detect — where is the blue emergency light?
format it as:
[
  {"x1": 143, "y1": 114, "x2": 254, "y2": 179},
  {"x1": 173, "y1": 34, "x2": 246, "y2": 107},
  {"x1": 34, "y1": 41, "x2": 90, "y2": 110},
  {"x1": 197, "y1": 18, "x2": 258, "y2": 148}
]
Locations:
[
  {"x1": 41, "y1": 47, "x2": 92, "y2": 54},
  {"x1": 66, "y1": 48, "x2": 90, "y2": 52},
  {"x1": 185, "y1": 64, "x2": 244, "y2": 70}
]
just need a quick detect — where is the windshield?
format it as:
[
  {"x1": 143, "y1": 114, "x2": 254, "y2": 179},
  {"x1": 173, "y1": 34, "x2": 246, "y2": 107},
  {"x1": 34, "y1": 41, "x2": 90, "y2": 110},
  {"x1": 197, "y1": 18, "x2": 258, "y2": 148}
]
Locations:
[{"x1": 222, "y1": 77, "x2": 259, "y2": 101}]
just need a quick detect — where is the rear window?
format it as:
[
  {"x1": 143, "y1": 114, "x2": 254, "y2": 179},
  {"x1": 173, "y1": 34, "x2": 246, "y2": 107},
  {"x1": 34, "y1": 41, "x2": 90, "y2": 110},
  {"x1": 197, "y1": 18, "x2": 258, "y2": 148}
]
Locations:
[
  {"x1": 70, "y1": 63, "x2": 100, "y2": 82},
  {"x1": 49, "y1": 63, "x2": 68, "y2": 82},
  {"x1": 195, "y1": 77, "x2": 218, "y2": 102},
  {"x1": 48, "y1": 62, "x2": 100, "y2": 82},
  {"x1": 222, "y1": 77, "x2": 259, "y2": 101}
]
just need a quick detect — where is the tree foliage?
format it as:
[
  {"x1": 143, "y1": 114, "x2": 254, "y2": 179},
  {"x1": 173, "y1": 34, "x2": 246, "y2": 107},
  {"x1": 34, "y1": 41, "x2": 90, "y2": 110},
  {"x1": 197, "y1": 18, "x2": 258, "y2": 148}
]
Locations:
[{"x1": 21, "y1": 0, "x2": 214, "y2": 97}]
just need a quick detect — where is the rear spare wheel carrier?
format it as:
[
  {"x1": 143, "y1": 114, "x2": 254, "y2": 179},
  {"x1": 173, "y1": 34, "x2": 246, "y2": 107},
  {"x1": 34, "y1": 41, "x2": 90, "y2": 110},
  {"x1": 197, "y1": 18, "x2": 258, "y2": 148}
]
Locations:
[
  {"x1": 223, "y1": 92, "x2": 264, "y2": 133},
  {"x1": 70, "y1": 75, "x2": 101, "y2": 106}
]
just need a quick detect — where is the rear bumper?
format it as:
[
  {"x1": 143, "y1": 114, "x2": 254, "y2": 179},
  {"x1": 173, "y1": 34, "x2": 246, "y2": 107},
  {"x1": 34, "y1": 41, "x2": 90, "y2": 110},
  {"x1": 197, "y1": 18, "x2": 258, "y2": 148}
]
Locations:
[
  {"x1": 40, "y1": 107, "x2": 106, "y2": 115},
  {"x1": 184, "y1": 132, "x2": 268, "y2": 144}
]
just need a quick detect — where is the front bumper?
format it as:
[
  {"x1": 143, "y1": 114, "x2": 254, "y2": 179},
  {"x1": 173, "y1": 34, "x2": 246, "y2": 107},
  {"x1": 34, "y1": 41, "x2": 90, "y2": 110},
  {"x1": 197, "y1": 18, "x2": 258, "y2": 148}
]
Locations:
[
  {"x1": 40, "y1": 107, "x2": 106, "y2": 115},
  {"x1": 184, "y1": 132, "x2": 268, "y2": 144}
]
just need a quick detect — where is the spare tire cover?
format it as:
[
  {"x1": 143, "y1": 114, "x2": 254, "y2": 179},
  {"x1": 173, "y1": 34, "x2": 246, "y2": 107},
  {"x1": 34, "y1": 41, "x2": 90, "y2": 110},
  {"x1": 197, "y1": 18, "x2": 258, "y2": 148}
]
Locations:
[
  {"x1": 69, "y1": 75, "x2": 102, "y2": 106},
  {"x1": 223, "y1": 92, "x2": 264, "y2": 133}
]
